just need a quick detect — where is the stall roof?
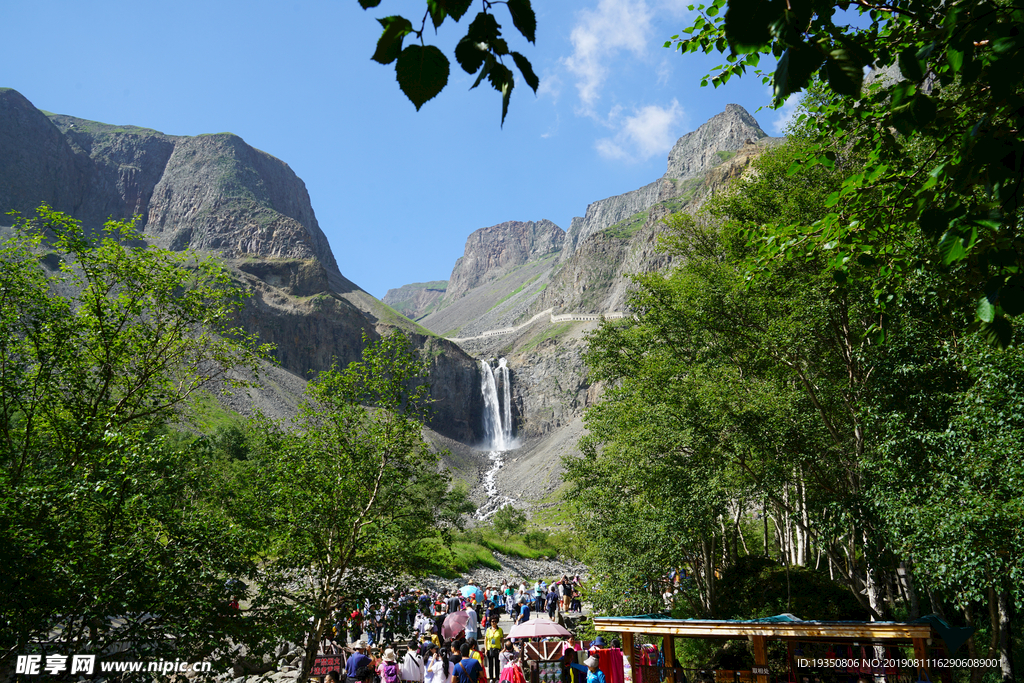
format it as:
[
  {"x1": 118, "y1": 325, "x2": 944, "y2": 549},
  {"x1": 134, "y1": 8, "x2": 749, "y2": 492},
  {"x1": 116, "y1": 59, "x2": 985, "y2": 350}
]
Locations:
[{"x1": 593, "y1": 614, "x2": 939, "y2": 644}]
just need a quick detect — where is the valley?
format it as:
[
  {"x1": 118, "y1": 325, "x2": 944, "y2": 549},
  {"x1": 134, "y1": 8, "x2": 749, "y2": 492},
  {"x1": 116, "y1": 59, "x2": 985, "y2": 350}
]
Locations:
[{"x1": 0, "y1": 86, "x2": 775, "y2": 523}]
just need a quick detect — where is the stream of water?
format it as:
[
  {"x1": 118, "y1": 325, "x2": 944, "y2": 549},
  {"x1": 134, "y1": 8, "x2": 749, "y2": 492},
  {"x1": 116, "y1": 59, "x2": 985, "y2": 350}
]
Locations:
[{"x1": 475, "y1": 358, "x2": 518, "y2": 520}]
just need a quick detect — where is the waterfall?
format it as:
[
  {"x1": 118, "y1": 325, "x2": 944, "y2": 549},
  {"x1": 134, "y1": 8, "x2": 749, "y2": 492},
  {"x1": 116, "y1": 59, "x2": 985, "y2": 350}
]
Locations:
[
  {"x1": 476, "y1": 358, "x2": 518, "y2": 520},
  {"x1": 480, "y1": 358, "x2": 513, "y2": 451}
]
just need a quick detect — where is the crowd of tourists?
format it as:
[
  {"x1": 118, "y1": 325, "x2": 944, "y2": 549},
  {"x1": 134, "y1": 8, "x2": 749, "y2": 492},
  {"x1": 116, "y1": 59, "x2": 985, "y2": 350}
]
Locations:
[
  {"x1": 317, "y1": 576, "x2": 585, "y2": 683},
  {"x1": 324, "y1": 577, "x2": 583, "y2": 651},
  {"x1": 322, "y1": 634, "x2": 612, "y2": 683}
]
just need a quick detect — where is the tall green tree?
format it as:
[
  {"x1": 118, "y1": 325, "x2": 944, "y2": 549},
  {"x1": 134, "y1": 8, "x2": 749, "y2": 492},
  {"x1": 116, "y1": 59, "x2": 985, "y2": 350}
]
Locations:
[
  {"x1": 243, "y1": 332, "x2": 462, "y2": 683},
  {"x1": 574, "y1": 137, "x2": 1023, "y2": 678},
  {"x1": 670, "y1": 0, "x2": 1024, "y2": 344},
  {"x1": 0, "y1": 207, "x2": 271, "y2": 671},
  {"x1": 492, "y1": 503, "x2": 527, "y2": 538}
]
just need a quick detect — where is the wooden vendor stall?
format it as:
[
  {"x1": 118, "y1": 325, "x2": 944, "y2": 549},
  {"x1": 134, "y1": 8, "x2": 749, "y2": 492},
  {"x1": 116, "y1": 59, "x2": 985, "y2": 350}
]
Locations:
[{"x1": 594, "y1": 614, "x2": 972, "y2": 683}]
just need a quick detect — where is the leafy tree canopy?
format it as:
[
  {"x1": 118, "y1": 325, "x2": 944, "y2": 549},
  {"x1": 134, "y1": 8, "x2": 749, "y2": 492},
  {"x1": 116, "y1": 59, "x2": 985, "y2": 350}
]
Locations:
[
  {"x1": 492, "y1": 503, "x2": 527, "y2": 538},
  {"x1": 670, "y1": 0, "x2": 1024, "y2": 345},
  {"x1": 0, "y1": 207, "x2": 272, "y2": 671}
]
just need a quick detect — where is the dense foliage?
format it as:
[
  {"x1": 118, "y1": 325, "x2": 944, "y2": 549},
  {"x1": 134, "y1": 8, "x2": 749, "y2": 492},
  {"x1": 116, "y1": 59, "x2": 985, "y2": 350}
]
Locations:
[
  {"x1": 0, "y1": 208, "x2": 466, "y2": 682},
  {"x1": 0, "y1": 207, "x2": 271, "y2": 671},
  {"x1": 669, "y1": 0, "x2": 1024, "y2": 346},
  {"x1": 567, "y1": 141, "x2": 1023, "y2": 678}
]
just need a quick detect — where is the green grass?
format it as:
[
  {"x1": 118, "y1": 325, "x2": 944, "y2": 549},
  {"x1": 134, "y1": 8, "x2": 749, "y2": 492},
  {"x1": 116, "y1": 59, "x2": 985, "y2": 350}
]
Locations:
[
  {"x1": 487, "y1": 273, "x2": 543, "y2": 313},
  {"x1": 528, "y1": 484, "x2": 574, "y2": 529},
  {"x1": 474, "y1": 528, "x2": 559, "y2": 559},
  {"x1": 187, "y1": 390, "x2": 246, "y2": 433},
  {"x1": 716, "y1": 149, "x2": 738, "y2": 162},
  {"x1": 519, "y1": 322, "x2": 573, "y2": 355},
  {"x1": 450, "y1": 541, "x2": 503, "y2": 571},
  {"x1": 602, "y1": 210, "x2": 649, "y2": 239},
  {"x1": 440, "y1": 526, "x2": 563, "y2": 575},
  {"x1": 375, "y1": 301, "x2": 436, "y2": 337}
]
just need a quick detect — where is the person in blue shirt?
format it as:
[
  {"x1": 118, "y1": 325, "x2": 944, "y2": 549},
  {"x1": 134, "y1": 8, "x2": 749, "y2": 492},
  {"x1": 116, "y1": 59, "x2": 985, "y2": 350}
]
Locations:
[
  {"x1": 451, "y1": 643, "x2": 483, "y2": 683},
  {"x1": 517, "y1": 600, "x2": 530, "y2": 625},
  {"x1": 584, "y1": 657, "x2": 606, "y2": 683},
  {"x1": 347, "y1": 641, "x2": 371, "y2": 680}
]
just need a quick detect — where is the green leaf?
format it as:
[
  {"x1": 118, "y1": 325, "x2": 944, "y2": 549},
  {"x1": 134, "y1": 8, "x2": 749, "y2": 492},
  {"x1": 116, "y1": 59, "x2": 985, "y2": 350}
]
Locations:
[
  {"x1": 465, "y1": 11, "x2": 502, "y2": 45},
  {"x1": 426, "y1": 0, "x2": 447, "y2": 29},
  {"x1": 1000, "y1": 283, "x2": 1024, "y2": 316},
  {"x1": 724, "y1": 0, "x2": 773, "y2": 49},
  {"x1": 911, "y1": 94, "x2": 937, "y2": 125},
  {"x1": 395, "y1": 44, "x2": 450, "y2": 110},
  {"x1": 455, "y1": 37, "x2": 488, "y2": 74},
  {"x1": 488, "y1": 63, "x2": 515, "y2": 126},
  {"x1": 826, "y1": 48, "x2": 863, "y2": 96},
  {"x1": 775, "y1": 42, "x2": 823, "y2": 101},
  {"x1": 471, "y1": 55, "x2": 495, "y2": 90},
  {"x1": 372, "y1": 16, "x2": 413, "y2": 65},
  {"x1": 979, "y1": 315, "x2": 1013, "y2": 348},
  {"x1": 936, "y1": 226, "x2": 975, "y2": 264},
  {"x1": 512, "y1": 51, "x2": 540, "y2": 93},
  {"x1": 507, "y1": 0, "x2": 537, "y2": 43},
  {"x1": 898, "y1": 47, "x2": 924, "y2": 81},
  {"x1": 946, "y1": 47, "x2": 964, "y2": 72},
  {"x1": 835, "y1": 33, "x2": 873, "y2": 68},
  {"x1": 437, "y1": 0, "x2": 473, "y2": 21},
  {"x1": 358, "y1": 0, "x2": 382, "y2": 8},
  {"x1": 977, "y1": 296, "x2": 996, "y2": 323}
]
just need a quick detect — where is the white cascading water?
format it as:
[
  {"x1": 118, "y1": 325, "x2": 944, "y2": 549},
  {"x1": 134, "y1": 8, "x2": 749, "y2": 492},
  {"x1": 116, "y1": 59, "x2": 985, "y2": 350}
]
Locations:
[{"x1": 476, "y1": 358, "x2": 518, "y2": 520}]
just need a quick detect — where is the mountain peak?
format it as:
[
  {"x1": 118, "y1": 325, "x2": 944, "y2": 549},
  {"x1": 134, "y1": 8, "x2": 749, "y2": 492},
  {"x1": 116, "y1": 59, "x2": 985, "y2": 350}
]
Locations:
[{"x1": 665, "y1": 103, "x2": 767, "y2": 180}]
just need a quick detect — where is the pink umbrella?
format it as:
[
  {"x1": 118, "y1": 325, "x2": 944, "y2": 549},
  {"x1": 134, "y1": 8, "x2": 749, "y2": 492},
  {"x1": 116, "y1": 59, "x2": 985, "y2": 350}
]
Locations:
[
  {"x1": 508, "y1": 618, "x2": 571, "y2": 640},
  {"x1": 442, "y1": 611, "x2": 469, "y2": 639}
]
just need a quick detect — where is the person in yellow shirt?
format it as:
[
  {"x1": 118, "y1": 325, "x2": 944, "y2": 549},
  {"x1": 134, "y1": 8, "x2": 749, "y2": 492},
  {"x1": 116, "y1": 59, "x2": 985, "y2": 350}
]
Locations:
[
  {"x1": 484, "y1": 616, "x2": 504, "y2": 680},
  {"x1": 467, "y1": 639, "x2": 488, "y2": 683}
]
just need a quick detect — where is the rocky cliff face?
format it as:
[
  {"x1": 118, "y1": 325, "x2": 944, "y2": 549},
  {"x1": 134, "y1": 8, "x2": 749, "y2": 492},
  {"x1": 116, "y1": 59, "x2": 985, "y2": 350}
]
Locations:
[
  {"x1": 442, "y1": 220, "x2": 564, "y2": 305},
  {"x1": 0, "y1": 88, "x2": 483, "y2": 443},
  {"x1": 384, "y1": 105, "x2": 781, "y2": 509},
  {"x1": 561, "y1": 180, "x2": 662, "y2": 261},
  {"x1": 383, "y1": 281, "x2": 448, "y2": 321},
  {"x1": 665, "y1": 103, "x2": 767, "y2": 179},
  {"x1": 560, "y1": 104, "x2": 768, "y2": 263}
]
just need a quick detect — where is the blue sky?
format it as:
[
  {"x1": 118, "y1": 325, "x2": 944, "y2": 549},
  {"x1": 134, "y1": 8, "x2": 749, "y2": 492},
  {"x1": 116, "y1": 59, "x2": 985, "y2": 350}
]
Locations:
[{"x1": 3, "y1": 0, "x2": 790, "y2": 299}]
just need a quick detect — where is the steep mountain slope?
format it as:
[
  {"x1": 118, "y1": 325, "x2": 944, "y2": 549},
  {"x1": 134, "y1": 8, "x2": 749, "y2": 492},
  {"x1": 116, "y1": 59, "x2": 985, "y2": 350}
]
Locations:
[
  {"x1": 0, "y1": 88, "x2": 483, "y2": 444},
  {"x1": 408, "y1": 104, "x2": 772, "y2": 343},
  {"x1": 383, "y1": 281, "x2": 448, "y2": 321},
  {"x1": 387, "y1": 105, "x2": 780, "y2": 511}
]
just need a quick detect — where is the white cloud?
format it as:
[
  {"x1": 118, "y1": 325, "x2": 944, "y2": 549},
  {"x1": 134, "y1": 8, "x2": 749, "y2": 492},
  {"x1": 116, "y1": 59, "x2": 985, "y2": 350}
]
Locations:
[
  {"x1": 537, "y1": 71, "x2": 563, "y2": 102},
  {"x1": 656, "y1": 57, "x2": 673, "y2": 86},
  {"x1": 655, "y1": 0, "x2": 695, "y2": 17},
  {"x1": 563, "y1": 0, "x2": 653, "y2": 110},
  {"x1": 595, "y1": 99, "x2": 686, "y2": 162}
]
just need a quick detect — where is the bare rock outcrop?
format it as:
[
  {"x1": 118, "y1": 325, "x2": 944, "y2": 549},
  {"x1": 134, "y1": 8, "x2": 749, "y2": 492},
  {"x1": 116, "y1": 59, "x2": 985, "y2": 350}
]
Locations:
[
  {"x1": 560, "y1": 103, "x2": 769, "y2": 262},
  {"x1": 442, "y1": 219, "x2": 565, "y2": 305},
  {"x1": 0, "y1": 88, "x2": 484, "y2": 443},
  {"x1": 383, "y1": 281, "x2": 448, "y2": 321}
]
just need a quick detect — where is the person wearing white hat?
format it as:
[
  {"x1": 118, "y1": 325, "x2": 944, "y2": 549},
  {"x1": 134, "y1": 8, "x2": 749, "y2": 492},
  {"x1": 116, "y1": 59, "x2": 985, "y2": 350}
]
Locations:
[
  {"x1": 584, "y1": 657, "x2": 605, "y2": 683},
  {"x1": 380, "y1": 649, "x2": 401, "y2": 683},
  {"x1": 347, "y1": 642, "x2": 371, "y2": 680}
]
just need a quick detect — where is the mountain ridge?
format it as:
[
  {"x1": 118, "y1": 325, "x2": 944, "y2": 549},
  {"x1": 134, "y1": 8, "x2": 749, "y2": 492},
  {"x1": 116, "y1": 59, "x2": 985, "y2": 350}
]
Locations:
[{"x1": 0, "y1": 87, "x2": 484, "y2": 444}]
